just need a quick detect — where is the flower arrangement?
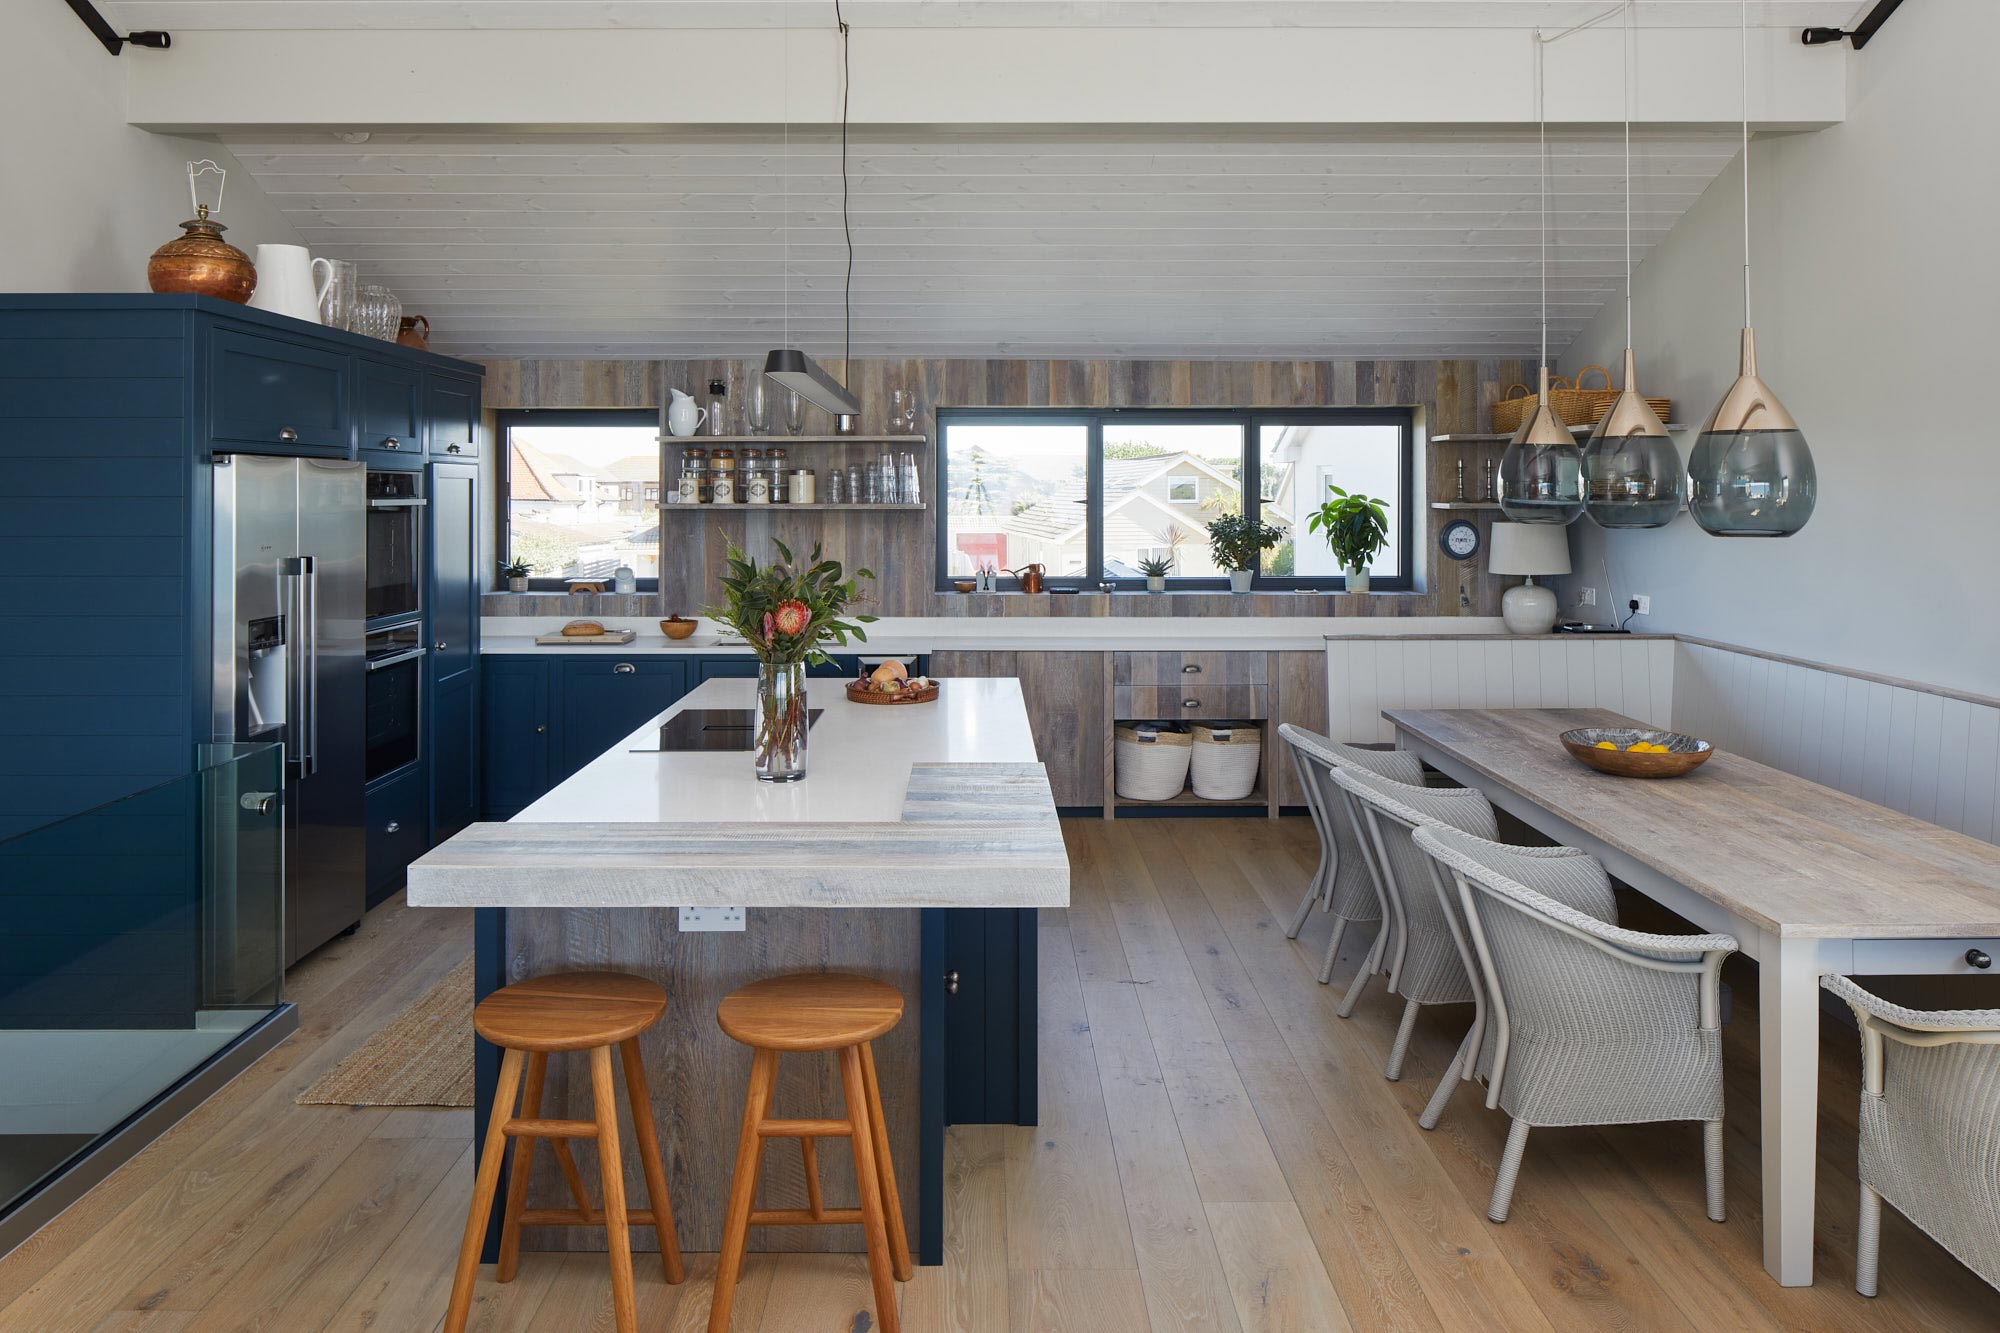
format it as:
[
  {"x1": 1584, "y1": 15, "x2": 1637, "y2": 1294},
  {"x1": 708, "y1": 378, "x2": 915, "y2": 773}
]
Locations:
[{"x1": 704, "y1": 539, "x2": 877, "y2": 664}]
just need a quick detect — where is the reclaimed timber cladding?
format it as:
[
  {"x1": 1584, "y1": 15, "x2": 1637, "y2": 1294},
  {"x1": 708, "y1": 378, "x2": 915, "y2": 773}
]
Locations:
[{"x1": 480, "y1": 355, "x2": 1527, "y2": 618}]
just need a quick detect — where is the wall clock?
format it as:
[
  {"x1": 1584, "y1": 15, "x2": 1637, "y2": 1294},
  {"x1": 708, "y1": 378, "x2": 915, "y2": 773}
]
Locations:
[{"x1": 1438, "y1": 519, "x2": 1481, "y2": 561}]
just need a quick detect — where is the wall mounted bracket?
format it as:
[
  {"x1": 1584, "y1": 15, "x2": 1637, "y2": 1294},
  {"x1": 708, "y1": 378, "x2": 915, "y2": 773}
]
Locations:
[
  {"x1": 1801, "y1": 0, "x2": 1903, "y2": 50},
  {"x1": 65, "y1": 0, "x2": 170, "y2": 55}
]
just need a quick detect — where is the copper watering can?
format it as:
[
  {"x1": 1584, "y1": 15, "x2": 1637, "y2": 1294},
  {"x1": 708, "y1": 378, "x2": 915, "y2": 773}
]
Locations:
[{"x1": 1007, "y1": 563, "x2": 1046, "y2": 593}]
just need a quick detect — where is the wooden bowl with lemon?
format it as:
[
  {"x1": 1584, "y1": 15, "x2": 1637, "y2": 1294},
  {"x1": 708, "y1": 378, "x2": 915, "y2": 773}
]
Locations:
[{"x1": 1560, "y1": 727, "x2": 1713, "y2": 779}]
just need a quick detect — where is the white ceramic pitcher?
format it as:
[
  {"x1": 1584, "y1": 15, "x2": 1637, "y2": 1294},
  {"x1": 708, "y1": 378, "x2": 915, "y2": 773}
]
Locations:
[
  {"x1": 247, "y1": 245, "x2": 333, "y2": 324},
  {"x1": 666, "y1": 387, "x2": 708, "y2": 438}
]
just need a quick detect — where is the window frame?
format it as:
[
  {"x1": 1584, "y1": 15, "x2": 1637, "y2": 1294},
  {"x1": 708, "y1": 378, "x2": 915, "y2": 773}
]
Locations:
[
  {"x1": 498, "y1": 407, "x2": 664, "y2": 592},
  {"x1": 934, "y1": 406, "x2": 1416, "y2": 593}
]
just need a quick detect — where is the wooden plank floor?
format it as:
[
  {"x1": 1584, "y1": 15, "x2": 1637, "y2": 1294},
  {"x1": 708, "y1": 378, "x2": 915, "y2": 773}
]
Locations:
[{"x1": 3, "y1": 817, "x2": 1994, "y2": 1330}]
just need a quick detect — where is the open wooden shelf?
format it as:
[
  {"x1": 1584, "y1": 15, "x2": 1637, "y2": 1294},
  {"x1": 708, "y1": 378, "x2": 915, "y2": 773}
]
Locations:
[
  {"x1": 667, "y1": 435, "x2": 927, "y2": 446},
  {"x1": 660, "y1": 503, "x2": 926, "y2": 512},
  {"x1": 1429, "y1": 500, "x2": 1502, "y2": 511},
  {"x1": 1115, "y1": 786, "x2": 1267, "y2": 809},
  {"x1": 1433, "y1": 425, "x2": 1686, "y2": 443}
]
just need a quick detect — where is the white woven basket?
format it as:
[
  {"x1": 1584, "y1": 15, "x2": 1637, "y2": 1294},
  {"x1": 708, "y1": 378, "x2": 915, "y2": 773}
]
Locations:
[
  {"x1": 1190, "y1": 723, "x2": 1262, "y2": 800},
  {"x1": 1115, "y1": 723, "x2": 1192, "y2": 801}
]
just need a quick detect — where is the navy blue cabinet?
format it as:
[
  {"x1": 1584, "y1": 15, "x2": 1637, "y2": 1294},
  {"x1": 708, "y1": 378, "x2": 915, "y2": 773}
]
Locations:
[
  {"x1": 559, "y1": 659, "x2": 688, "y2": 782},
  {"x1": 364, "y1": 765, "x2": 430, "y2": 907},
  {"x1": 427, "y1": 462, "x2": 481, "y2": 840},
  {"x1": 206, "y1": 326, "x2": 353, "y2": 457},
  {"x1": 427, "y1": 373, "x2": 480, "y2": 458},
  {"x1": 357, "y1": 358, "x2": 423, "y2": 462},
  {"x1": 481, "y1": 657, "x2": 554, "y2": 819}
]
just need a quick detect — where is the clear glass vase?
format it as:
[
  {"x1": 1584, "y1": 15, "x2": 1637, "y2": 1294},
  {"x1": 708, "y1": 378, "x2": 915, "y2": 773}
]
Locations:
[{"x1": 755, "y1": 660, "x2": 809, "y2": 782}]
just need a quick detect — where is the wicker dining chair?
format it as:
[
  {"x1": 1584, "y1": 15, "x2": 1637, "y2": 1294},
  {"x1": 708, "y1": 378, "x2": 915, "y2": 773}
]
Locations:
[
  {"x1": 1277, "y1": 724, "x2": 1428, "y2": 985},
  {"x1": 1327, "y1": 765, "x2": 1497, "y2": 1084},
  {"x1": 1821, "y1": 975, "x2": 2000, "y2": 1298},
  {"x1": 1415, "y1": 822, "x2": 1738, "y2": 1225}
]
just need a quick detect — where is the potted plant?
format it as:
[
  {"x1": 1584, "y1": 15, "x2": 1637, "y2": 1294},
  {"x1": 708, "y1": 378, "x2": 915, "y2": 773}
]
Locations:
[
  {"x1": 704, "y1": 539, "x2": 876, "y2": 782},
  {"x1": 1206, "y1": 514, "x2": 1283, "y2": 593},
  {"x1": 1137, "y1": 554, "x2": 1174, "y2": 593},
  {"x1": 1307, "y1": 485, "x2": 1390, "y2": 594},
  {"x1": 500, "y1": 557, "x2": 533, "y2": 592}
]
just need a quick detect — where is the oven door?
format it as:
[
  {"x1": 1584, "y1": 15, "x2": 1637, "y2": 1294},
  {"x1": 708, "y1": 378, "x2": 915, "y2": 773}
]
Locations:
[
  {"x1": 364, "y1": 629, "x2": 425, "y2": 783},
  {"x1": 366, "y1": 471, "x2": 424, "y2": 622}
]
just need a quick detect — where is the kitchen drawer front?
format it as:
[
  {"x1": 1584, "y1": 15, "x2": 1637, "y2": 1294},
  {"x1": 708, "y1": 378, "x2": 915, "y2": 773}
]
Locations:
[
  {"x1": 365, "y1": 764, "x2": 430, "y2": 902},
  {"x1": 357, "y1": 358, "x2": 423, "y2": 457},
  {"x1": 1115, "y1": 684, "x2": 1268, "y2": 720},
  {"x1": 207, "y1": 326, "x2": 353, "y2": 456},
  {"x1": 1113, "y1": 651, "x2": 1267, "y2": 686},
  {"x1": 559, "y1": 657, "x2": 689, "y2": 780}
]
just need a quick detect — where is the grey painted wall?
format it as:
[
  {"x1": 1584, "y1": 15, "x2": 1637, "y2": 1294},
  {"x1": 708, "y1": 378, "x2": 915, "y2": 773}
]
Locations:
[
  {"x1": 1558, "y1": 0, "x2": 1997, "y2": 698},
  {"x1": 2, "y1": 3, "x2": 300, "y2": 293}
]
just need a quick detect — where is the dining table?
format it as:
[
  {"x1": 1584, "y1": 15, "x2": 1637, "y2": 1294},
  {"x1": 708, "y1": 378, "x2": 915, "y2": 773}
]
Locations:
[{"x1": 1384, "y1": 706, "x2": 2000, "y2": 1288}]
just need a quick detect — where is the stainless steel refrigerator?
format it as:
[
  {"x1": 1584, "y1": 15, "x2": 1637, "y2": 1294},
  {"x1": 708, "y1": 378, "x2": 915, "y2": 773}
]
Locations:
[{"x1": 212, "y1": 456, "x2": 367, "y2": 967}]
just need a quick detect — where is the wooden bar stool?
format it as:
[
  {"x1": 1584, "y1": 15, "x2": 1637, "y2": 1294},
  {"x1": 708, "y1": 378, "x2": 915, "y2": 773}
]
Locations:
[
  {"x1": 709, "y1": 973, "x2": 912, "y2": 1333},
  {"x1": 445, "y1": 971, "x2": 686, "y2": 1333}
]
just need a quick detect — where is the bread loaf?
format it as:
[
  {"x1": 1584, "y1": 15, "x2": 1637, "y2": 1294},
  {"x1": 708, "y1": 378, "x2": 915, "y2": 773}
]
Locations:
[{"x1": 561, "y1": 620, "x2": 607, "y2": 637}]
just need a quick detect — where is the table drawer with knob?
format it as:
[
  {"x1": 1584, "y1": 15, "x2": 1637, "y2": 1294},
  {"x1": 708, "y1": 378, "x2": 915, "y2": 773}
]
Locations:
[
  {"x1": 1848, "y1": 938, "x2": 2000, "y2": 976},
  {"x1": 1114, "y1": 684, "x2": 1268, "y2": 720},
  {"x1": 1113, "y1": 652, "x2": 1267, "y2": 687}
]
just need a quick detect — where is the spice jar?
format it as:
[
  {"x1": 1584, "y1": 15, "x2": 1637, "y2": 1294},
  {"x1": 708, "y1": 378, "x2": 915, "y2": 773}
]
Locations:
[
  {"x1": 710, "y1": 447, "x2": 737, "y2": 505},
  {"x1": 677, "y1": 446, "x2": 708, "y2": 505},
  {"x1": 742, "y1": 447, "x2": 771, "y2": 504},
  {"x1": 766, "y1": 446, "x2": 788, "y2": 503}
]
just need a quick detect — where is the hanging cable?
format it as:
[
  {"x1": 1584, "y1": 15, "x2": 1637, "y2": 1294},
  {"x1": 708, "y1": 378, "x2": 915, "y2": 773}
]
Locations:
[
  {"x1": 781, "y1": 5, "x2": 790, "y2": 353},
  {"x1": 1624, "y1": 0, "x2": 1633, "y2": 349},
  {"x1": 1741, "y1": 0, "x2": 1752, "y2": 328},
  {"x1": 835, "y1": 0, "x2": 854, "y2": 368},
  {"x1": 1535, "y1": 28, "x2": 1547, "y2": 373}
]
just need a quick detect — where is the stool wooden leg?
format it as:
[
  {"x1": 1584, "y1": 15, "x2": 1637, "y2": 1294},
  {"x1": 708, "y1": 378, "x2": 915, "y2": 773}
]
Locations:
[
  {"x1": 445, "y1": 1046, "x2": 525, "y2": 1333},
  {"x1": 618, "y1": 1037, "x2": 685, "y2": 1284},
  {"x1": 589, "y1": 1046, "x2": 637, "y2": 1333},
  {"x1": 858, "y1": 1041, "x2": 912, "y2": 1282},
  {"x1": 710, "y1": 1048, "x2": 778, "y2": 1333},
  {"x1": 800, "y1": 1137, "x2": 824, "y2": 1220},
  {"x1": 496, "y1": 1051, "x2": 547, "y2": 1283},
  {"x1": 839, "y1": 1045, "x2": 900, "y2": 1333}
]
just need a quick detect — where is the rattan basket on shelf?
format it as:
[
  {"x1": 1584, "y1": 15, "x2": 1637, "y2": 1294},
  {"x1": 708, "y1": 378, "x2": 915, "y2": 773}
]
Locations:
[
  {"x1": 1582, "y1": 394, "x2": 1674, "y2": 426},
  {"x1": 1549, "y1": 365, "x2": 1619, "y2": 425}
]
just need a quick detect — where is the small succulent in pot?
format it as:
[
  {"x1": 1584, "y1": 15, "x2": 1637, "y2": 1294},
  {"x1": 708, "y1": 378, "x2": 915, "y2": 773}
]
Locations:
[
  {"x1": 1137, "y1": 553, "x2": 1175, "y2": 593},
  {"x1": 500, "y1": 557, "x2": 534, "y2": 592},
  {"x1": 1306, "y1": 485, "x2": 1389, "y2": 593},
  {"x1": 1205, "y1": 514, "x2": 1284, "y2": 593}
]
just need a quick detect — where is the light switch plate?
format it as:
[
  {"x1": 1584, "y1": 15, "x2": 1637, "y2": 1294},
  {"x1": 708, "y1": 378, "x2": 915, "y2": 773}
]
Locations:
[
  {"x1": 1579, "y1": 587, "x2": 1597, "y2": 606},
  {"x1": 678, "y1": 906, "x2": 746, "y2": 932}
]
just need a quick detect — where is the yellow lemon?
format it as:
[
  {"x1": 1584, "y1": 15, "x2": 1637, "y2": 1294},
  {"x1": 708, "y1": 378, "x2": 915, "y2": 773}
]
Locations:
[{"x1": 1595, "y1": 740, "x2": 1617, "y2": 750}]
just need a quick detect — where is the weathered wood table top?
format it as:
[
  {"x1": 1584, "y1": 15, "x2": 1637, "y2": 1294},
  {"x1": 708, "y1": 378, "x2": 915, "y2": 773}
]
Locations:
[{"x1": 1386, "y1": 707, "x2": 2000, "y2": 939}]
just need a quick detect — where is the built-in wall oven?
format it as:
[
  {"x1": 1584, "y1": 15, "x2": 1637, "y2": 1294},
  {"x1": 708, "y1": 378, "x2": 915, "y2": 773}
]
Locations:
[
  {"x1": 365, "y1": 471, "x2": 424, "y2": 623},
  {"x1": 364, "y1": 624, "x2": 425, "y2": 783}
]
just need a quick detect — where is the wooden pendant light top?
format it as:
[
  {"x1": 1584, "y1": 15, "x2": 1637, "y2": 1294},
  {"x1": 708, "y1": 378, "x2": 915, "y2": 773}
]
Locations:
[
  {"x1": 474, "y1": 972, "x2": 668, "y2": 1051},
  {"x1": 716, "y1": 973, "x2": 905, "y2": 1051}
]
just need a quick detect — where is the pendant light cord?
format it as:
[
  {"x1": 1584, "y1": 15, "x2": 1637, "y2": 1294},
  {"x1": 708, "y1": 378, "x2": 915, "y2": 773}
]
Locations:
[
  {"x1": 1624, "y1": 1, "x2": 1633, "y2": 349},
  {"x1": 781, "y1": 8, "x2": 790, "y2": 353},
  {"x1": 1741, "y1": 0, "x2": 1753, "y2": 327},
  {"x1": 835, "y1": 0, "x2": 853, "y2": 369},
  {"x1": 1535, "y1": 28, "x2": 1547, "y2": 374}
]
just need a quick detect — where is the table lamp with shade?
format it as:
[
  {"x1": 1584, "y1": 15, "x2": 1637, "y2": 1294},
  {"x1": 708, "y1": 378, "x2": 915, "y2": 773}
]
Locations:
[{"x1": 1488, "y1": 521, "x2": 1572, "y2": 635}]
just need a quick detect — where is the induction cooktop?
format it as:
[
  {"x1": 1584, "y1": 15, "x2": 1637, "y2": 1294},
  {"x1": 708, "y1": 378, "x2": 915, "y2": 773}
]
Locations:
[{"x1": 632, "y1": 707, "x2": 825, "y2": 753}]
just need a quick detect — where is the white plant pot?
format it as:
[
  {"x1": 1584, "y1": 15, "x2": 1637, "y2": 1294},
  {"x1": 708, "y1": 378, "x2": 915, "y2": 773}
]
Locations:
[
  {"x1": 1228, "y1": 569, "x2": 1254, "y2": 594},
  {"x1": 1146, "y1": 576, "x2": 1166, "y2": 593},
  {"x1": 507, "y1": 575, "x2": 528, "y2": 592},
  {"x1": 1343, "y1": 566, "x2": 1371, "y2": 593}
]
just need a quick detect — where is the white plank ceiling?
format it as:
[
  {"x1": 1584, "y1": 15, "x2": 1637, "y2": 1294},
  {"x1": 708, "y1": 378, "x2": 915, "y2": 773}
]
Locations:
[{"x1": 222, "y1": 126, "x2": 1744, "y2": 360}]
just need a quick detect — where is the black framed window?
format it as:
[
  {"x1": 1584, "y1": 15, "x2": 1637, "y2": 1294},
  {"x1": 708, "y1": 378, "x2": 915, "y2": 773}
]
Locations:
[
  {"x1": 499, "y1": 408, "x2": 662, "y2": 590},
  {"x1": 935, "y1": 407, "x2": 1415, "y2": 591}
]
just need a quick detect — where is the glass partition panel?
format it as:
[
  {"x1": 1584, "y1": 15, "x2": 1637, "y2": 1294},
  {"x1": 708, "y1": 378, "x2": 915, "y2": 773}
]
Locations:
[{"x1": 0, "y1": 743, "x2": 283, "y2": 1221}]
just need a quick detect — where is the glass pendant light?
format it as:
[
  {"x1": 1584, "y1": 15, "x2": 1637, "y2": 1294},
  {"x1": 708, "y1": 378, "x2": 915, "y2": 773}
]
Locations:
[
  {"x1": 1499, "y1": 31, "x2": 1585, "y2": 526},
  {"x1": 1688, "y1": 0, "x2": 1816, "y2": 537},
  {"x1": 1585, "y1": 3, "x2": 1682, "y2": 529}
]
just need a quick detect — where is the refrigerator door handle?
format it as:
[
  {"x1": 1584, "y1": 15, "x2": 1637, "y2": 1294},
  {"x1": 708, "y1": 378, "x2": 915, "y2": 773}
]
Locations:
[{"x1": 282, "y1": 556, "x2": 318, "y2": 778}]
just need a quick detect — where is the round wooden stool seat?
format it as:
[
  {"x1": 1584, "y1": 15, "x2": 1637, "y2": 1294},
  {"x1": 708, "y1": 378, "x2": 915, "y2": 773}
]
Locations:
[
  {"x1": 474, "y1": 971, "x2": 667, "y2": 1052},
  {"x1": 716, "y1": 972, "x2": 904, "y2": 1052}
]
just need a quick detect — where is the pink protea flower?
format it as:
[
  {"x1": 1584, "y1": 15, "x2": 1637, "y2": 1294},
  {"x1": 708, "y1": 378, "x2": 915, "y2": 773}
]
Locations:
[
  {"x1": 762, "y1": 612, "x2": 776, "y2": 641},
  {"x1": 773, "y1": 600, "x2": 811, "y2": 636}
]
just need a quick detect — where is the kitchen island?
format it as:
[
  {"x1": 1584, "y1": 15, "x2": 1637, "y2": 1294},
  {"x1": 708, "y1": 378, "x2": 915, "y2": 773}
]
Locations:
[{"x1": 407, "y1": 676, "x2": 1067, "y2": 1266}]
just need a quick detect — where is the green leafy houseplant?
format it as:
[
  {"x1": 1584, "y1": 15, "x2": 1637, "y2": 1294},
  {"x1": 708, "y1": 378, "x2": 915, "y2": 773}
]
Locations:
[
  {"x1": 1206, "y1": 514, "x2": 1284, "y2": 572},
  {"x1": 1306, "y1": 486, "x2": 1390, "y2": 586}
]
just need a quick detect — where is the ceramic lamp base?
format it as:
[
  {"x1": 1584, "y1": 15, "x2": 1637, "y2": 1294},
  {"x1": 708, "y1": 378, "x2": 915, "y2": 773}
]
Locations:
[{"x1": 1501, "y1": 579, "x2": 1558, "y2": 635}]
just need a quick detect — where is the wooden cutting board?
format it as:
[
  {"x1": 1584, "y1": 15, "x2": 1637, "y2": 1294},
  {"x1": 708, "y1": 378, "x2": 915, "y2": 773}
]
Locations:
[{"x1": 533, "y1": 630, "x2": 638, "y2": 645}]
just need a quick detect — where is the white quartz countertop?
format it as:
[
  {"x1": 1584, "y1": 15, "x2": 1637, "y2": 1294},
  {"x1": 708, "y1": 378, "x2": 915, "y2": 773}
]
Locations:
[{"x1": 406, "y1": 676, "x2": 1069, "y2": 909}]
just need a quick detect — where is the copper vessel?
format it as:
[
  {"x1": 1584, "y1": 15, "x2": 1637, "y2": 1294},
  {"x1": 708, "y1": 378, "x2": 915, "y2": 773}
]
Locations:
[
  {"x1": 395, "y1": 314, "x2": 430, "y2": 351},
  {"x1": 1006, "y1": 563, "x2": 1046, "y2": 593},
  {"x1": 148, "y1": 205, "x2": 256, "y2": 303}
]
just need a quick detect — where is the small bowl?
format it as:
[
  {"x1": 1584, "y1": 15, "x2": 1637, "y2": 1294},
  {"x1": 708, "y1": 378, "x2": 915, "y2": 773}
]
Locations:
[
  {"x1": 1561, "y1": 727, "x2": 1714, "y2": 779},
  {"x1": 658, "y1": 618, "x2": 697, "y2": 641},
  {"x1": 953, "y1": 580, "x2": 976, "y2": 594}
]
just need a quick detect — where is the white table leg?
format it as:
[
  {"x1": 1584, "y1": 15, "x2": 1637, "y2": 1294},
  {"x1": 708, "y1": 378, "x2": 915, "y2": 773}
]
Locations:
[{"x1": 1759, "y1": 933, "x2": 1822, "y2": 1286}]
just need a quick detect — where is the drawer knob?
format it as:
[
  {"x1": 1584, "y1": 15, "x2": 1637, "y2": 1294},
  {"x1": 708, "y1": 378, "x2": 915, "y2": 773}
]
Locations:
[
  {"x1": 535, "y1": 724, "x2": 547, "y2": 733},
  {"x1": 613, "y1": 662, "x2": 637, "y2": 674},
  {"x1": 1969, "y1": 949, "x2": 1993, "y2": 970},
  {"x1": 446, "y1": 442, "x2": 463, "y2": 454},
  {"x1": 1183, "y1": 698, "x2": 1201, "y2": 708},
  {"x1": 1182, "y1": 663, "x2": 1201, "y2": 673},
  {"x1": 385, "y1": 821, "x2": 401, "y2": 834},
  {"x1": 944, "y1": 969, "x2": 960, "y2": 996},
  {"x1": 278, "y1": 427, "x2": 299, "y2": 443},
  {"x1": 434, "y1": 640, "x2": 448, "y2": 652},
  {"x1": 382, "y1": 437, "x2": 400, "y2": 449}
]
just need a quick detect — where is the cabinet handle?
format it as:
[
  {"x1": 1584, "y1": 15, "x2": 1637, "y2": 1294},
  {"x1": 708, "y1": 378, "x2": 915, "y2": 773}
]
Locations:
[
  {"x1": 1970, "y1": 949, "x2": 1993, "y2": 970},
  {"x1": 385, "y1": 821, "x2": 401, "y2": 834},
  {"x1": 382, "y1": 437, "x2": 400, "y2": 449},
  {"x1": 446, "y1": 443, "x2": 463, "y2": 454},
  {"x1": 238, "y1": 791, "x2": 277, "y2": 815},
  {"x1": 535, "y1": 724, "x2": 547, "y2": 733},
  {"x1": 278, "y1": 427, "x2": 299, "y2": 443},
  {"x1": 613, "y1": 662, "x2": 637, "y2": 674},
  {"x1": 1182, "y1": 663, "x2": 1202, "y2": 674},
  {"x1": 434, "y1": 640, "x2": 448, "y2": 652},
  {"x1": 1182, "y1": 698, "x2": 1201, "y2": 708},
  {"x1": 943, "y1": 969, "x2": 960, "y2": 996}
]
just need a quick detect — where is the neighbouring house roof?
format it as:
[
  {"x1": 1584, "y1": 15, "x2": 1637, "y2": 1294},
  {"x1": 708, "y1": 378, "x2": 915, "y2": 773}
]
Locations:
[
  {"x1": 1002, "y1": 451, "x2": 1250, "y2": 548},
  {"x1": 510, "y1": 438, "x2": 585, "y2": 503}
]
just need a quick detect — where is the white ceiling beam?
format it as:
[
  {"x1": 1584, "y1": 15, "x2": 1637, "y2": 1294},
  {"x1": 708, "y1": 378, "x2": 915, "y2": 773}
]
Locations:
[{"x1": 125, "y1": 25, "x2": 1842, "y2": 132}]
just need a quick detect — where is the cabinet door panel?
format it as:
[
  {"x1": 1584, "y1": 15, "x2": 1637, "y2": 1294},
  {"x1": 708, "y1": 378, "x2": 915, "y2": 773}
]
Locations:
[
  {"x1": 560, "y1": 659, "x2": 688, "y2": 779},
  {"x1": 432, "y1": 674, "x2": 476, "y2": 840},
  {"x1": 426, "y1": 462, "x2": 480, "y2": 837},
  {"x1": 207, "y1": 326, "x2": 351, "y2": 456},
  {"x1": 481, "y1": 657, "x2": 553, "y2": 818},
  {"x1": 426, "y1": 372, "x2": 479, "y2": 457},
  {"x1": 357, "y1": 359, "x2": 422, "y2": 458},
  {"x1": 1271, "y1": 650, "x2": 1329, "y2": 806},
  {"x1": 365, "y1": 764, "x2": 429, "y2": 907},
  {"x1": 932, "y1": 652, "x2": 1102, "y2": 808}
]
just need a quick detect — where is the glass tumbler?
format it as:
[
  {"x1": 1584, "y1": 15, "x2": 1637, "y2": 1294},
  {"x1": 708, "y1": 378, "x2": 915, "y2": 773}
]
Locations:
[
  {"x1": 318, "y1": 260, "x2": 359, "y2": 331},
  {"x1": 784, "y1": 390, "x2": 806, "y2": 435},
  {"x1": 746, "y1": 375, "x2": 771, "y2": 435}
]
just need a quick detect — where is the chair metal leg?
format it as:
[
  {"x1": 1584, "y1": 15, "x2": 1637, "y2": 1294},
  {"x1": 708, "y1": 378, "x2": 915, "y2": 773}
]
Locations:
[
  {"x1": 1284, "y1": 877, "x2": 1321, "y2": 939},
  {"x1": 1314, "y1": 917, "x2": 1350, "y2": 986},
  {"x1": 1488, "y1": 1118, "x2": 1532, "y2": 1223},
  {"x1": 1418, "y1": 1029, "x2": 1472, "y2": 1130},
  {"x1": 1384, "y1": 998, "x2": 1420, "y2": 1082},
  {"x1": 588, "y1": 1046, "x2": 637, "y2": 1333},
  {"x1": 709, "y1": 1049, "x2": 778, "y2": 1333},
  {"x1": 445, "y1": 1047, "x2": 525, "y2": 1333},
  {"x1": 1336, "y1": 925, "x2": 1386, "y2": 1015},
  {"x1": 1856, "y1": 1182, "x2": 1882, "y2": 1297},
  {"x1": 1702, "y1": 1120, "x2": 1727, "y2": 1223}
]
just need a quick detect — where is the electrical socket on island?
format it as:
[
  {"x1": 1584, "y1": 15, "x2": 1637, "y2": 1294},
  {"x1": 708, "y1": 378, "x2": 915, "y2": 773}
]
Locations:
[{"x1": 678, "y1": 906, "x2": 746, "y2": 932}]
